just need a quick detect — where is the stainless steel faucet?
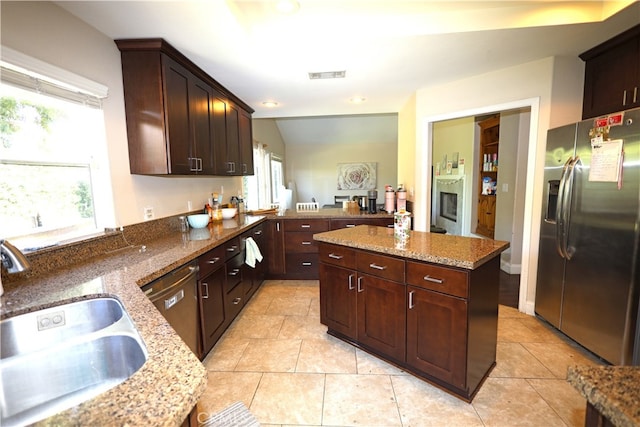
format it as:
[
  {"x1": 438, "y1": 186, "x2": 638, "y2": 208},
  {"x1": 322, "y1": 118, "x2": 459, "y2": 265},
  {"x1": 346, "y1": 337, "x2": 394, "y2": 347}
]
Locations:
[{"x1": 0, "y1": 239, "x2": 30, "y2": 273}]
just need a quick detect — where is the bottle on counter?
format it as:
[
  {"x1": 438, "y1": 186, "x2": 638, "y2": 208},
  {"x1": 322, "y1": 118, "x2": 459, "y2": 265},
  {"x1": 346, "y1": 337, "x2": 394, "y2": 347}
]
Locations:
[
  {"x1": 384, "y1": 185, "x2": 395, "y2": 213},
  {"x1": 396, "y1": 184, "x2": 407, "y2": 212}
]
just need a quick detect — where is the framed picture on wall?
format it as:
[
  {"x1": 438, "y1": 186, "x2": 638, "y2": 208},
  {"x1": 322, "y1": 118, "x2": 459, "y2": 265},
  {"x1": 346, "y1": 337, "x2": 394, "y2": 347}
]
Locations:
[{"x1": 337, "y1": 162, "x2": 377, "y2": 190}]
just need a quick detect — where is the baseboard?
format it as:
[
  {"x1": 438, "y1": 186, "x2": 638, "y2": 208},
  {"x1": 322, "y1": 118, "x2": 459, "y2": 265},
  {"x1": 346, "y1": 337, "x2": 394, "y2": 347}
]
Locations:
[{"x1": 500, "y1": 259, "x2": 522, "y2": 275}]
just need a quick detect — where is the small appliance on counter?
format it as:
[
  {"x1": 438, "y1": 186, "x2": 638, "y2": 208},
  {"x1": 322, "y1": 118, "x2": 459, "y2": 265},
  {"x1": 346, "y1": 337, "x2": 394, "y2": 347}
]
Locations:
[{"x1": 367, "y1": 190, "x2": 378, "y2": 213}]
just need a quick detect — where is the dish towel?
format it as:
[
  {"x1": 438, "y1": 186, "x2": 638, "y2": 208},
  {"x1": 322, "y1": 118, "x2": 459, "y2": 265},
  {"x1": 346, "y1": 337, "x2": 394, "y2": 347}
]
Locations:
[{"x1": 245, "y1": 236, "x2": 263, "y2": 268}]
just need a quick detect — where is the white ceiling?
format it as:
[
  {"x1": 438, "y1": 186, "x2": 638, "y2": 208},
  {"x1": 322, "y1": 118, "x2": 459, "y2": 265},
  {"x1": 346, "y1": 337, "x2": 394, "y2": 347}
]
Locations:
[{"x1": 55, "y1": 0, "x2": 640, "y2": 144}]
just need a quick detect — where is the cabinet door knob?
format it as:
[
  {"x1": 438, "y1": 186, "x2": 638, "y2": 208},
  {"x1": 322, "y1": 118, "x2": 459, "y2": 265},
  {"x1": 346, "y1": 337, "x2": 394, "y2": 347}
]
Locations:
[
  {"x1": 201, "y1": 282, "x2": 209, "y2": 299},
  {"x1": 348, "y1": 274, "x2": 355, "y2": 290}
]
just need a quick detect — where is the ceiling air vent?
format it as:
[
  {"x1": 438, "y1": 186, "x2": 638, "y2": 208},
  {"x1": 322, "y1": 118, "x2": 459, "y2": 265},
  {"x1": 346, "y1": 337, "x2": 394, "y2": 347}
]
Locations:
[{"x1": 308, "y1": 70, "x2": 346, "y2": 80}]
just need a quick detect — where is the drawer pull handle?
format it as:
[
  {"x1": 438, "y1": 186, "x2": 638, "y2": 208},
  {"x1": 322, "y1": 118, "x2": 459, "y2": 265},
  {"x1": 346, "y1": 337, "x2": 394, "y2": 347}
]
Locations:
[
  {"x1": 357, "y1": 276, "x2": 364, "y2": 292},
  {"x1": 408, "y1": 290, "x2": 415, "y2": 309},
  {"x1": 227, "y1": 246, "x2": 237, "y2": 252},
  {"x1": 423, "y1": 275, "x2": 444, "y2": 284},
  {"x1": 328, "y1": 253, "x2": 343, "y2": 260},
  {"x1": 348, "y1": 274, "x2": 355, "y2": 290},
  {"x1": 229, "y1": 269, "x2": 240, "y2": 276},
  {"x1": 346, "y1": 224, "x2": 356, "y2": 228},
  {"x1": 201, "y1": 283, "x2": 209, "y2": 299},
  {"x1": 233, "y1": 297, "x2": 242, "y2": 305},
  {"x1": 254, "y1": 230, "x2": 263, "y2": 235},
  {"x1": 301, "y1": 224, "x2": 311, "y2": 228},
  {"x1": 207, "y1": 257, "x2": 220, "y2": 264},
  {"x1": 302, "y1": 241, "x2": 312, "y2": 245},
  {"x1": 302, "y1": 262, "x2": 312, "y2": 266},
  {"x1": 369, "y1": 263, "x2": 387, "y2": 270}
]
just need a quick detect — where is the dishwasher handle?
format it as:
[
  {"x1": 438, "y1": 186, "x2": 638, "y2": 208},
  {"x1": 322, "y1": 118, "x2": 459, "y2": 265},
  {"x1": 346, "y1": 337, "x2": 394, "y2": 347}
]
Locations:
[{"x1": 143, "y1": 263, "x2": 199, "y2": 306}]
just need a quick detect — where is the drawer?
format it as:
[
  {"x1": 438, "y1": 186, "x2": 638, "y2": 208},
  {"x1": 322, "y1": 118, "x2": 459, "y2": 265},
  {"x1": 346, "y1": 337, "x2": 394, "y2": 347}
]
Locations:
[
  {"x1": 318, "y1": 243, "x2": 355, "y2": 268},
  {"x1": 225, "y1": 280, "x2": 244, "y2": 320},
  {"x1": 283, "y1": 219, "x2": 329, "y2": 232},
  {"x1": 284, "y1": 232, "x2": 318, "y2": 253},
  {"x1": 285, "y1": 253, "x2": 319, "y2": 278},
  {"x1": 356, "y1": 251, "x2": 404, "y2": 282},
  {"x1": 225, "y1": 253, "x2": 243, "y2": 292},
  {"x1": 198, "y1": 244, "x2": 226, "y2": 278},
  {"x1": 406, "y1": 261, "x2": 468, "y2": 298},
  {"x1": 223, "y1": 237, "x2": 241, "y2": 261},
  {"x1": 240, "y1": 224, "x2": 264, "y2": 251}
]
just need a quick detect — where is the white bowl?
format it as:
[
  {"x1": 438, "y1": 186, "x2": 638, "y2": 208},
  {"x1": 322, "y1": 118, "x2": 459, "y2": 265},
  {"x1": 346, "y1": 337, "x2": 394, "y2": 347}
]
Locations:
[
  {"x1": 221, "y1": 208, "x2": 237, "y2": 219},
  {"x1": 187, "y1": 214, "x2": 209, "y2": 229}
]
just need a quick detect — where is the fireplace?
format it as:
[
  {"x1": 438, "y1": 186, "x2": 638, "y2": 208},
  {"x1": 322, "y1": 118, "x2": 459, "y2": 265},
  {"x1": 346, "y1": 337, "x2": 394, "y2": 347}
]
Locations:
[
  {"x1": 433, "y1": 176, "x2": 465, "y2": 235},
  {"x1": 440, "y1": 191, "x2": 458, "y2": 222}
]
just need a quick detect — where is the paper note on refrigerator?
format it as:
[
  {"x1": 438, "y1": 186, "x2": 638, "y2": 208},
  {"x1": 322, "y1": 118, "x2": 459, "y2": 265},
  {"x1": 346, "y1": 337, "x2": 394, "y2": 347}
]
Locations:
[{"x1": 589, "y1": 139, "x2": 623, "y2": 183}]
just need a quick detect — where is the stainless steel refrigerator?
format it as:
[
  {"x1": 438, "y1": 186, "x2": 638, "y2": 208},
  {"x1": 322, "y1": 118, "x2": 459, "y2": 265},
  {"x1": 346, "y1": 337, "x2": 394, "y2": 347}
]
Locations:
[{"x1": 536, "y1": 107, "x2": 640, "y2": 365}]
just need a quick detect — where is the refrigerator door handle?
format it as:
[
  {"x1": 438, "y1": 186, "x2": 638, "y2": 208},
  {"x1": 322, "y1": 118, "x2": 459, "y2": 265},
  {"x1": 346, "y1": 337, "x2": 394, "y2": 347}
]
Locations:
[
  {"x1": 555, "y1": 156, "x2": 573, "y2": 259},
  {"x1": 563, "y1": 156, "x2": 580, "y2": 260}
]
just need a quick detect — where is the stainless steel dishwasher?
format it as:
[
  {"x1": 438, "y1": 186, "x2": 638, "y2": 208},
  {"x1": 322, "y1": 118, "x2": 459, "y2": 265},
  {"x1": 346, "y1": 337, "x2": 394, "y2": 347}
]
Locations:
[{"x1": 142, "y1": 261, "x2": 200, "y2": 357}]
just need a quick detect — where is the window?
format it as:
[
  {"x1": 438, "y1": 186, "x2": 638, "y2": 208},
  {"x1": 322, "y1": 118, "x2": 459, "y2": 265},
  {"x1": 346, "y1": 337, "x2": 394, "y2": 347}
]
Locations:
[
  {"x1": 0, "y1": 51, "x2": 109, "y2": 251},
  {"x1": 243, "y1": 143, "x2": 284, "y2": 211}
]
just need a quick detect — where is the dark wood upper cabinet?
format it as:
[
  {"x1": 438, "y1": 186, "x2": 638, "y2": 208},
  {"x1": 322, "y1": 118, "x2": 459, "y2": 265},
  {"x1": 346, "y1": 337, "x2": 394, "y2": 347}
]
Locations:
[
  {"x1": 581, "y1": 25, "x2": 640, "y2": 119},
  {"x1": 115, "y1": 38, "x2": 254, "y2": 176}
]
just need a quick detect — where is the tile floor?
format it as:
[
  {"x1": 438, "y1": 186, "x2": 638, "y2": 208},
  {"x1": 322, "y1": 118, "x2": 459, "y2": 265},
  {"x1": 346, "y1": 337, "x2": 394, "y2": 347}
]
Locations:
[{"x1": 198, "y1": 280, "x2": 603, "y2": 426}]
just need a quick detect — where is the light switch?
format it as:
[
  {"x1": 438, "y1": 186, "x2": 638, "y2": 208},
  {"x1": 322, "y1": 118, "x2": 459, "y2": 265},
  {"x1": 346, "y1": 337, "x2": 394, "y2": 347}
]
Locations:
[{"x1": 502, "y1": 183, "x2": 509, "y2": 192}]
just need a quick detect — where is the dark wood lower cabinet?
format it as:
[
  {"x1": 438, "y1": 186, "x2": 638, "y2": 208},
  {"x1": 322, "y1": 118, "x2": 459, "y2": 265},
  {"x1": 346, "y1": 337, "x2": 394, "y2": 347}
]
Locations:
[
  {"x1": 406, "y1": 286, "x2": 467, "y2": 389},
  {"x1": 319, "y1": 263, "x2": 357, "y2": 339},
  {"x1": 199, "y1": 266, "x2": 226, "y2": 356},
  {"x1": 198, "y1": 223, "x2": 266, "y2": 359},
  {"x1": 357, "y1": 274, "x2": 406, "y2": 363},
  {"x1": 318, "y1": 241, "x2": 499, "y2": 402}
]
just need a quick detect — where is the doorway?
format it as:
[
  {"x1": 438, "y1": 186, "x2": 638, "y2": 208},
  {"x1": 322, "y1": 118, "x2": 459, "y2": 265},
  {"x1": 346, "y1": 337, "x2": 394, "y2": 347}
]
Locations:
[{"x1": 430, "y1": 106, "x2": 532, "y2": 308}]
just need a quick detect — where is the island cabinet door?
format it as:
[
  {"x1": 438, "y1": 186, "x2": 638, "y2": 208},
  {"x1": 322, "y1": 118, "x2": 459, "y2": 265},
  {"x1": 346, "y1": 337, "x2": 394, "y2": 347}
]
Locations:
[
  {"x1": 356, "y1": 274, "x2": 406, "y2": 362},
  {"x1": 406, "y1": 285, "x2": 468, "y2": 390},
  {"x1": 319, "y1": 263, "x2": 357, "y2": 339}
]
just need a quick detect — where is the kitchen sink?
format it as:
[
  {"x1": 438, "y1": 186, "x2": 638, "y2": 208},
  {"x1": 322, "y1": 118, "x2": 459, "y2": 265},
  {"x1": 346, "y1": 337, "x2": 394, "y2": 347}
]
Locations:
[{"x1": 0, "y1": 297, "x2": 148, "y2": 427}]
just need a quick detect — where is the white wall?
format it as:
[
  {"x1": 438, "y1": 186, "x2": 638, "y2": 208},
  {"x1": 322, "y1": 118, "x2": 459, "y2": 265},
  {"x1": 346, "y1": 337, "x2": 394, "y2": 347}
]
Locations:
[
  {"x1": 413, "y1": 55, "x2": 584, "y2": 314},
  {"x1": 285, "y1": 142, "x2": 398, "y2": 207},
  {"x1": 1, "y1": 1, "x2": 243, "y2": 227}
]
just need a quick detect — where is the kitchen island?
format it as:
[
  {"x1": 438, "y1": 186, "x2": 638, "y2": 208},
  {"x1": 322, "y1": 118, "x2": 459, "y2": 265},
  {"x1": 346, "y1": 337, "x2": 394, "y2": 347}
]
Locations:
[
  {"x1": 313, "y1": 225, "x2": 509, "y2": 401},
  {"x1": 0, "y1": 214, "x2": 267, "y2": 426}
]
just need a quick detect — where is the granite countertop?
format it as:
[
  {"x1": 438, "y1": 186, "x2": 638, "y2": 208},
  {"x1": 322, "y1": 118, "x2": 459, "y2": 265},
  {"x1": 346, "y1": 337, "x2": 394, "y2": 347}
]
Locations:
[
  {"x1": 0, "y1": 214, "x2": 266, "y2": 426},
  {"x1": 567, "y1": 365, "x2": 640, "y2": 427},
  {"x1": 313, "y1": 225, "x2": 509, "y2": 269}
]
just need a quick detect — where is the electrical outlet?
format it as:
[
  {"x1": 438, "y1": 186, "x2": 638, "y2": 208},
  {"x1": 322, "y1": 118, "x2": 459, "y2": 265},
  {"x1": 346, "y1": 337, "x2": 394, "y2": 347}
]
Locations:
[
  {"x1": 502, "y1": 183, "x2": 509, "y2": 192},
  {"x1": 143, "y1": 207, "x2": 154, "y2": 221}
]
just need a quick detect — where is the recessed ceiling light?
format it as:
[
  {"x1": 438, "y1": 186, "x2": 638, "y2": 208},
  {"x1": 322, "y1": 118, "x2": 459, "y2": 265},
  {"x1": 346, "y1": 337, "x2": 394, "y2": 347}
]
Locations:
[
  {"x1": 350, "y1": 96, "x2": 366, "y2": 103},
  {"x1": 308, "y1": 71, "x2": 346, "y2": 80},
  {"x1": 262, "y1": 101, "x2": 279, "y2": 107},
  {"x1": 275, "y1": 0, "x2": 299, "y2": 14}
]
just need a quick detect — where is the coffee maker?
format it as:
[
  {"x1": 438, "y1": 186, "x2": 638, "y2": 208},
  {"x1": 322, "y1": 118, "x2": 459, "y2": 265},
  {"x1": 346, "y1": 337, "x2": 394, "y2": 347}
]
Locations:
[{"x1": 367, "y1": 190, "x2": 378, "y2": 214}]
